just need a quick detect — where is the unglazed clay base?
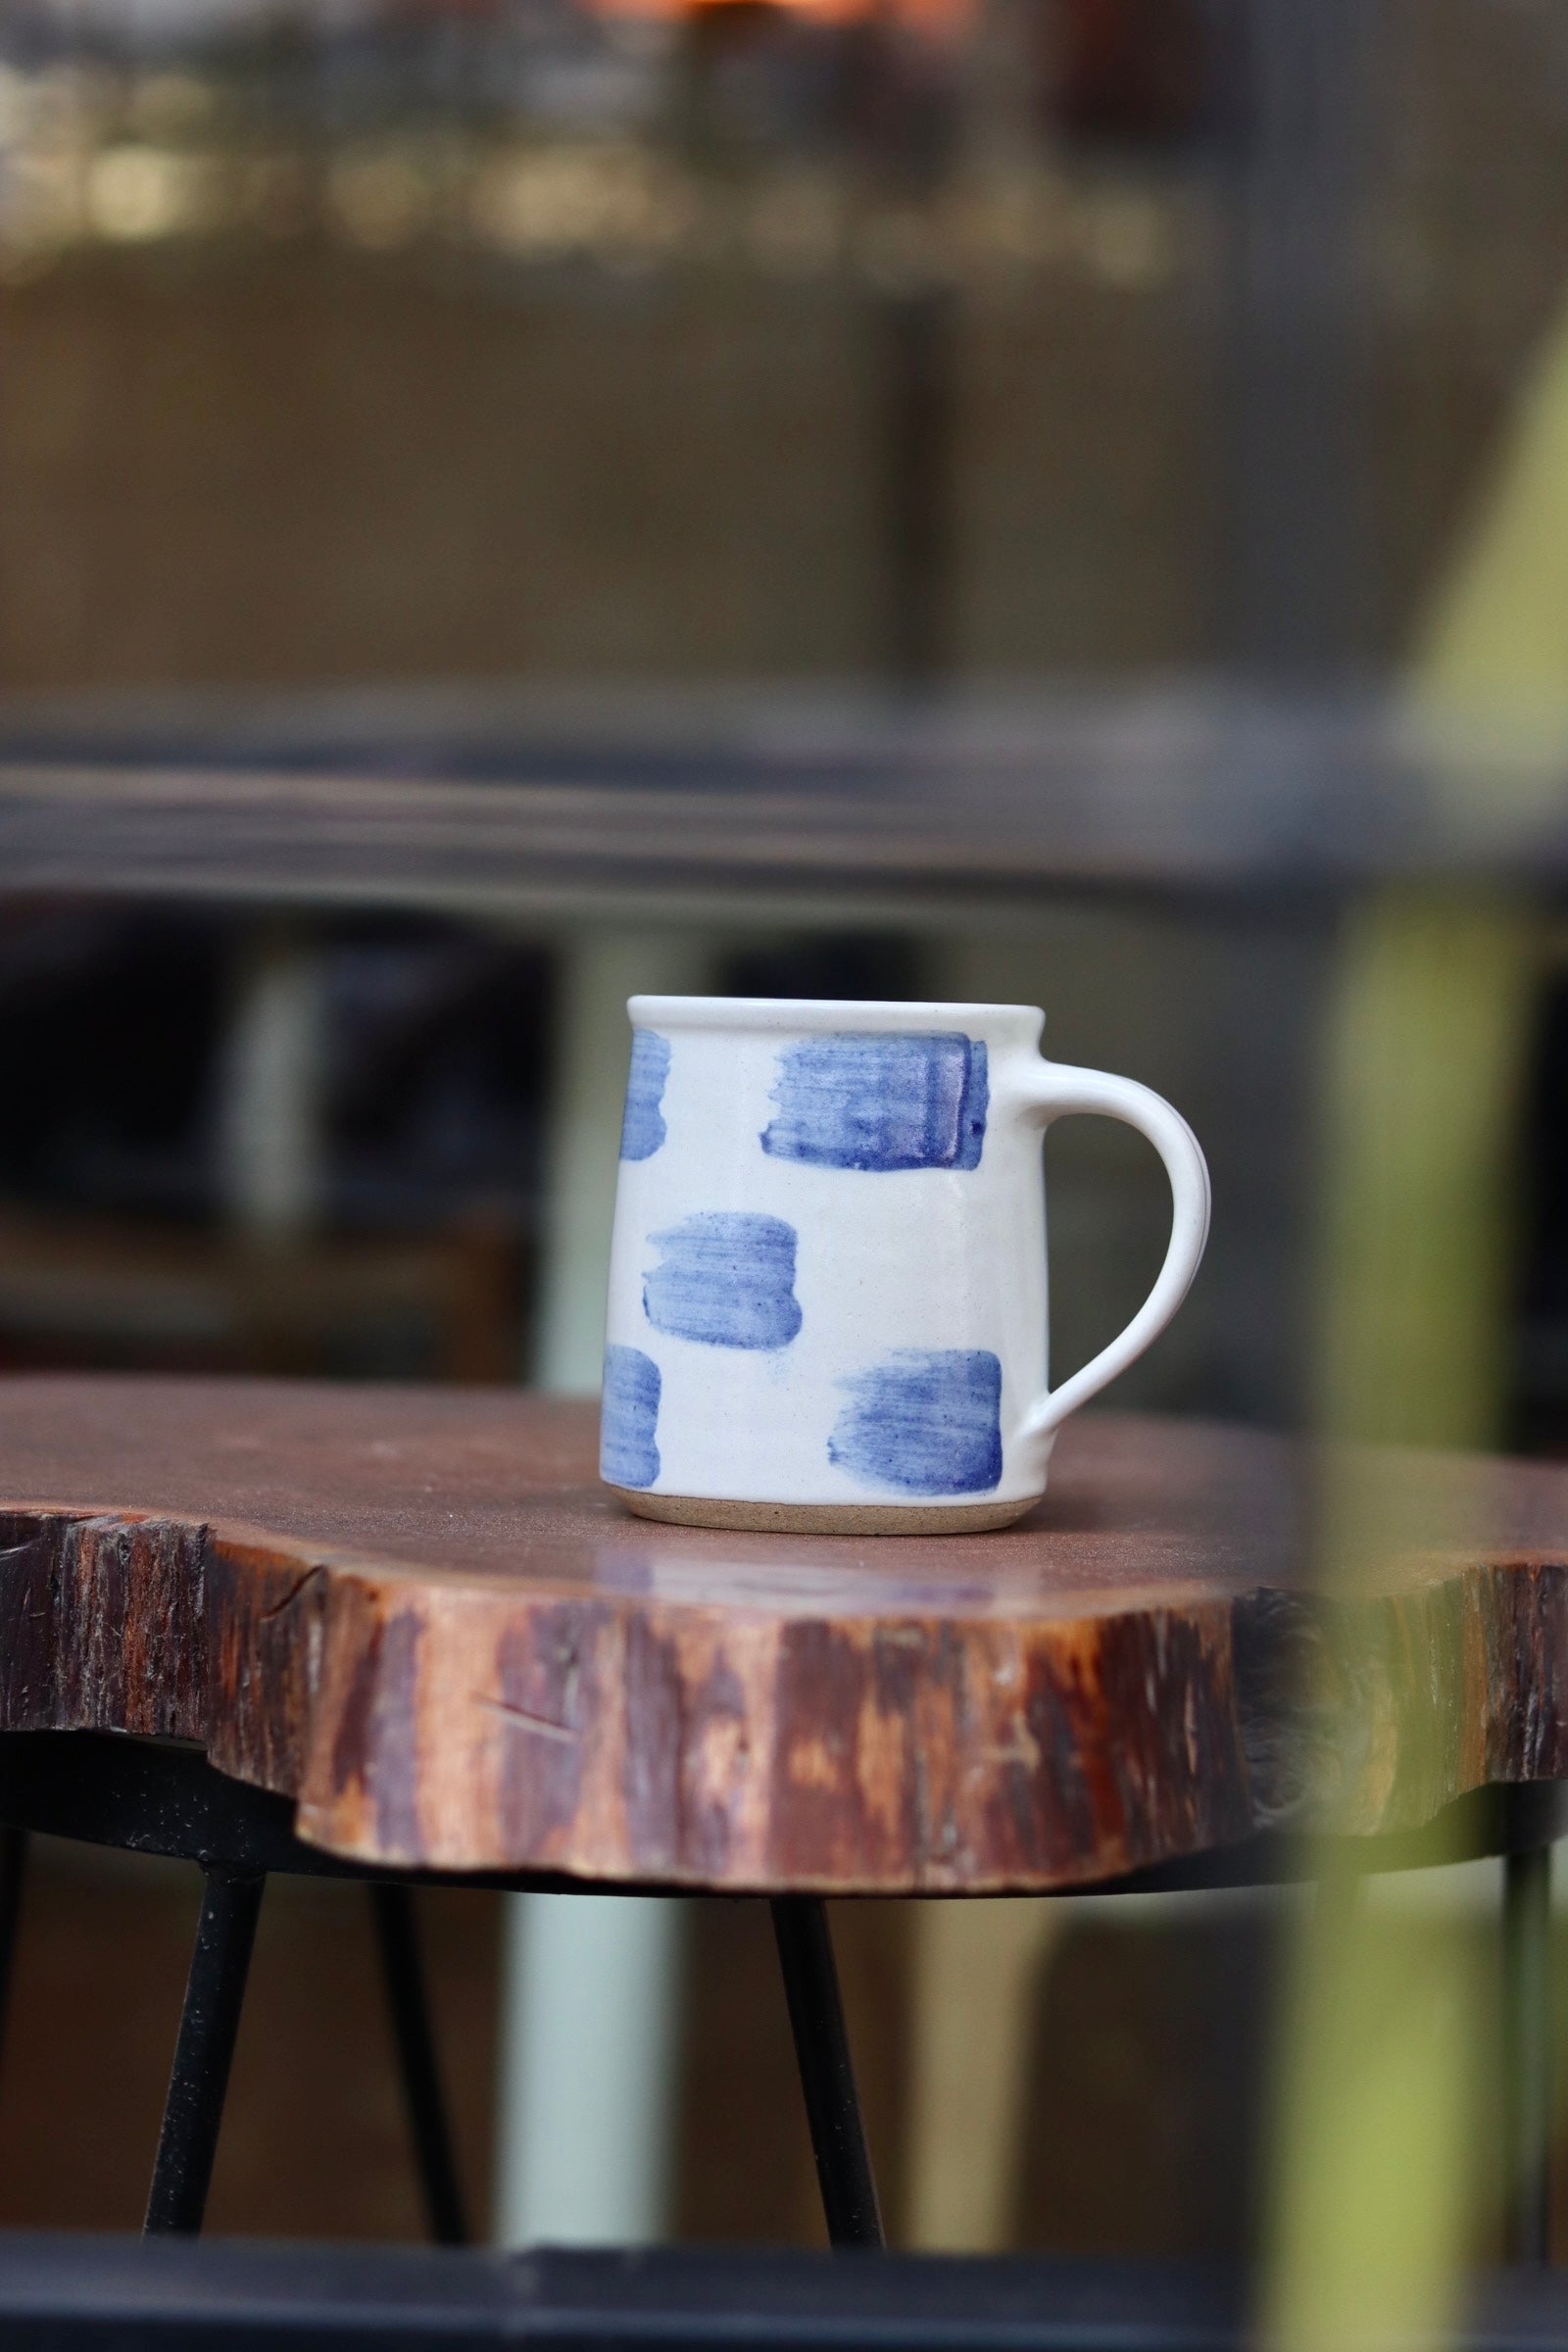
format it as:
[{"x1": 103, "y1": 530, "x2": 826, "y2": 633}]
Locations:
[{"x1": 608, "y1": 1485, "x2": 1038, "y2": 1534}]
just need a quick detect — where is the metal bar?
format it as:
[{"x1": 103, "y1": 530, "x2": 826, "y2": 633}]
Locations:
[
  {"x1": 1218, "y1": 0, "x2": 1371, "y2": 674},
  {"x1": 144, "y1": 1866, "x2": 266, "y2": 2236},
  {"x1": 0, "y1": 1824, "x2": 24, "y2": 2086},
  {"x1": 770, "y1": 1897, "x2": 884, "y2": 2249},
  {"x1": 1503, "y1": 1842, "x2": 1553, "y2": 2263},
  {"x1": 0, "y1": 2232, "x2": 1259, "y2": 2349},
  {"x1": 37, "y1": 2234, "x2": 1568, "y2": 2352},
  {"x1": 368, "y1": 1884, "x2": 468, "y2": 2245}
]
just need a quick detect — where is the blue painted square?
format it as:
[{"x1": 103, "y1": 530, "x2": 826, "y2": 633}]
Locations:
[
  {"x1": 829, "y1": 1349, "x2": 1003, "y2": 1494},
  {"x1": 601, "y1": 1345, "x2": 662, "y2": 1487},
  {"x1": 619, "y1": 1030, "x2": 671, "y2": 1162},
  {"x1": 761, "y1": 1033, "x2": 988, "y2": 1172},
  {"x1": 644, "y1": 1212, "x2": 803, "y2": 1350}
]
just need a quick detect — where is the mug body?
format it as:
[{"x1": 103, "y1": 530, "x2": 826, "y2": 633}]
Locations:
[{"x1": 601, "y1": 996, "x2": 1053, "y2": 1532}]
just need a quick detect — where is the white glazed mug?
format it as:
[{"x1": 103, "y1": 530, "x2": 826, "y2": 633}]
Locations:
[{"x1": 601, "y1": 996, "x2": 1210, "y2": 1533}]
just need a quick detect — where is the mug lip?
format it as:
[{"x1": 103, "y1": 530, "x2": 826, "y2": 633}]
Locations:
[{"x1": 628, "y1": 994, "x2": 1046, "y2": 1037}]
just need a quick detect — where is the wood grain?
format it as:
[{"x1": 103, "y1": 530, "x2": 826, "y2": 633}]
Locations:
[{"x1": 2, "y1": 1375, "x2": 1567, "y2": 1890}]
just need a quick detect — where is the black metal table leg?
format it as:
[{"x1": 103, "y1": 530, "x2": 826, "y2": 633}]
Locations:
[
  {"x1": 1504, "y1": 1842, "x2": 1553, "y2": 2263},
  {"x1": 0, "y1": 1825, "x2": 24, "y2": 2085},
  {"x1": 144, "y1": 1865, "x2": 266, "y2": 2236},
  {"x1": 369, "y1": 1883, "x2": 467, "y2": 2244},
  {"x1": 770, "y1": 1896, "x2": 884, "y2": 2249}
]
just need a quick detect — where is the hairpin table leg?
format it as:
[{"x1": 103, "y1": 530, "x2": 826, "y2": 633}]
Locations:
[
  {"x1": 1503, "y1": 1842, "x2": 1553, "y2": 2263},
  {"x1": 144, "y1": 1866, "x2": 265, "y2": 2235},
  {"x1": 771, "y1": 1896, "x2": 884, "y2": 2248},
  {"x1": 369, "y1": 1883, "x2": 467, "y2": 2244}
]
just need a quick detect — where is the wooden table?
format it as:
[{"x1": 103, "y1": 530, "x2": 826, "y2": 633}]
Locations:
[
  {"x1": 10, "y1": 1372, "x2": 1568, "y2": 1886},
  {"x1": 4, "y1": 1374, "x2": 1568, "y2": 2252}
]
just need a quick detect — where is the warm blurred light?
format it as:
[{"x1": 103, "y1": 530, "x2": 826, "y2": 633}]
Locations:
[
  {"x1": 469, "y1": 144, "x2": 696, "y2": 263},
  {"x1": 594, "y1": 0, "x2": 865, "y2": 21},
  {"x1": 588, "y1": 0, "x2": 977, "y2": 41},
  {"x1": 86, "y1": 145, "x2": 214, "y2": 242},
  {"x1": 0, "y1": 0, "x2": 1201, "y2": 284}
]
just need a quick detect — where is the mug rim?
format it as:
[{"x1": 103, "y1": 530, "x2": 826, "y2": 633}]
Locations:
[{"x1": 627, "y1": 994, "x2": 1046, "y2": 1035}]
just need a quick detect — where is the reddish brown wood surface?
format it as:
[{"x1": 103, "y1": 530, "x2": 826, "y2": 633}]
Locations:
[{"x1": 2, "y1": 1375, "x2": 1568, "y2": 1890}]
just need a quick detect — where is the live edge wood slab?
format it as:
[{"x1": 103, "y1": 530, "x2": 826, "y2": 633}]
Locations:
[{"x1": 4, "y1": 1375, "x2": 1568, "y2": 1893}]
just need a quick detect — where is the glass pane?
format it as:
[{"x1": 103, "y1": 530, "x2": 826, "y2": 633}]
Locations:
[
  {"x1": 0, "y1": 0, "x2": 1224, "y2": 688},
  {"x1": 1372, "y1": 0, "x2": 1568, "y2": 666}
]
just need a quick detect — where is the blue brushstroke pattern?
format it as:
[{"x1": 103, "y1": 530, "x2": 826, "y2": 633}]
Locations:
[
  {"x1": 644, "y1": 1212, "x2": 803, "y2": 1350},
  {"x1": 601, "y1": 1345, "x2": 662, "y2": 1487},
  {"x1": 829, "y1": 1349, "x2": 1003, "y2": 1494},
  {"x1": 761, "y1": 1033, "x2": 988, "y2": 1172},
  {"x1": 619, "y1": 1030, "x2": 671, "y2": 1161}
]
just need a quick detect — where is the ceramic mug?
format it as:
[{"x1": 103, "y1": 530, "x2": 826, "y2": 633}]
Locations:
[{"x1": 600, "y1": 996, "x2": 1209, "y2": 1533}]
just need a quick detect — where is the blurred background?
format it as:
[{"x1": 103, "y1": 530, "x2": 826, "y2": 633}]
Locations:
[{"x1": 1, "y1": 0, "x2": 1568, "y2": 2279}]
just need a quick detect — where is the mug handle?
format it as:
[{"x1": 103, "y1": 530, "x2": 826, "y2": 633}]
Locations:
[{"x1": 1017, "y1": 1061, "x2": 1211, "y2": 1442}]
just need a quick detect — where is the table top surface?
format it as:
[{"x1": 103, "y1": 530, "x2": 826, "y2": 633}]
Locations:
[{"x1": 5, "y1": 1375, "x2": 1568, "y2": 1890}]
